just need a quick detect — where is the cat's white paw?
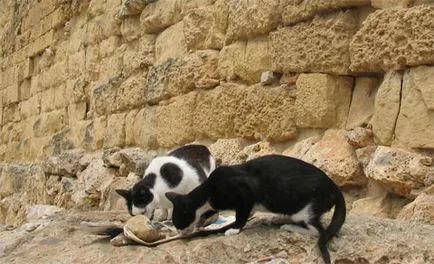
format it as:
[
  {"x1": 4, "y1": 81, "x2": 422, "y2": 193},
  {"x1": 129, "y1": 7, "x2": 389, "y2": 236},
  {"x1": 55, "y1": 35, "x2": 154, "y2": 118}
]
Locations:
[{"x1": 224, "y1": 228, "x2": 240, "y2": 236}]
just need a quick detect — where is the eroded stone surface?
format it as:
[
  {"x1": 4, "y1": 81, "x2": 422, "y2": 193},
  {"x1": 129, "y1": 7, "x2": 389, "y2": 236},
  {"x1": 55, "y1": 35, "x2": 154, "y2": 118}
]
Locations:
[{"x1": 350, "y1": 5, "x2": 434, "y2": 72}]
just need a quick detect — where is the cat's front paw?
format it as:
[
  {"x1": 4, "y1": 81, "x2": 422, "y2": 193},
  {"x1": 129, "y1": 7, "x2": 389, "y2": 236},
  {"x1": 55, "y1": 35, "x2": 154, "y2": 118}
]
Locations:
[{"x1": 224, "y1": 228, "x2": 240, "y2": 236}]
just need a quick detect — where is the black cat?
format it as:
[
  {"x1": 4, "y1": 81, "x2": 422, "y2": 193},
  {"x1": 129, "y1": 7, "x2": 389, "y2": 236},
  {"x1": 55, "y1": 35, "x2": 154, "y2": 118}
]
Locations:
[{"x1": 166, "y1": 154, "x2": 346, "y2": 264}]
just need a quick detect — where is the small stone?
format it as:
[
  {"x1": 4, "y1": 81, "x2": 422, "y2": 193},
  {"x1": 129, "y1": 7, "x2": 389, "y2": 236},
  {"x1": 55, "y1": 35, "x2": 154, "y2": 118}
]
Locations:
[
  {"x1": 261, "y1": 71, "x2": 278, "y2": 85},
  {"x1": 275, "y1": 251, "x2": 288, "y2": 259},
  {"x1": 23, "y1": 223, "x2": 40, "y2": 232}
]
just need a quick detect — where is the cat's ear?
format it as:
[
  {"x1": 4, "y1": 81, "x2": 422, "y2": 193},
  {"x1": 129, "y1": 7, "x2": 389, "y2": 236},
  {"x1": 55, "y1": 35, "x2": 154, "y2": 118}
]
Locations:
[
  {"x1": 116, "y1": 189, "x2": 131, "y2": 200},
  {"x1": 165, "y1": 192, "x2": 181, "y2": 205}
]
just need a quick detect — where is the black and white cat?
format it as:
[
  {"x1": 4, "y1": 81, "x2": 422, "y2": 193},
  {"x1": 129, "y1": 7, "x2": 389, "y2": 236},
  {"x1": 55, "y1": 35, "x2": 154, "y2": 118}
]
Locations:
[
  {"x1": 116, "y1": 144, "x2": 216, "y2": 221},
  {"x1": 166, "y1": 155, "x2": 346, "y2": 264}
]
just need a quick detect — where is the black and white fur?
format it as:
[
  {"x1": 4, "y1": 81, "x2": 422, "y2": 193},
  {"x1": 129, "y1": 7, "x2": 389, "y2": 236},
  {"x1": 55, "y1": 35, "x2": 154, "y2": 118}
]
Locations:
[
  {"x1": 116, "y1": 144, "x2": 216, "y2": 221},
  {"x1": 166, "y1": 155, "x2": 346, "y2": 264}
]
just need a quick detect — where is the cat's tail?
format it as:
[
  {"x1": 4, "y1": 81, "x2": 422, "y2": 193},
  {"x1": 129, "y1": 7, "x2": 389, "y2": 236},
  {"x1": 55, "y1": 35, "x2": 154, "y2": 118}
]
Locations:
[{"x1": 318, "y1": 190, "x2": 346, "y2": 264}]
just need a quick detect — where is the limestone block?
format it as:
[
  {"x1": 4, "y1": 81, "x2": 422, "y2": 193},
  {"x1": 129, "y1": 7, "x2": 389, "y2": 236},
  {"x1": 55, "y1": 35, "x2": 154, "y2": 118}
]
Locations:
[
  {"x1": 33, "y1": 110, "x2": 66, "y2": 138},
  {"x1": 116, "y1": 0, "x2": 154, "y2": 18},
  {"x1": 99, "y1": 36, "x2": 121, "y2": 59},
  {"x1": 65, "y1": 77, "x2": 88, "y2": 104},
  {"x1": 344, "y1": 127, "x2": 374, "y2": 149},
  {"x1": 125, "y1": 109, "x2": 139, "y2": 146},
  {"x1": 133, "y1": 107, "x2": 158, "y2": 148},
  {"x1": 6, "y1": 84, "x2": 19, "y2": 105},
  {"x1": 371, "y1": 71, "x2": 402, "y2": 145},
  {"x1": 397, "y1": 193, "x2": 434, "y2": 225},
  {"x1": 240, "y1": 141, "x2": 278, "y2": 163},
  {"x1": 187, "y1": 50, "x2": 219, "y2": 89},
  {"x1": 194, "y1": 84, "x2": 247, "y2": 139},
  {"x1": 85, "y1": 45, "x2": 100, "y2": 80},
  {"x1": 235, "y1": 84, "x2": 297, "y2": 142},
  {"x1": 19, "y1": 79, "x2": 31, "y2": 101},
  {"x1": 226, "y1": 0, "x2": 280, "y2": 43},
  {"x1": 122, "y1": 35, "x2": 155, "y2": 76},
  {"x1": 295, "y1": 73, "x2": 353, "y2": 128},
  {"x1": 67, "y1": 102, "x2": 87, "y2": 124},
  {"x1": 395, "y1": 66, "x2": 434, "y2": 148},
  {"x1": 20, "y1": 93, "x2": 41, "y2": 119},
  {"x1": 156, "y1": 92, "x2": 197, "y2": 147},
  {"x1": 121, "y1": 15, "x2": 142, "y2": 42},
  {"x1": 41, "y1": 88, "x2": 55, "y2": 113},
  {"x1": 80, "y1": 159, "x2": 117, "y2": 196},
  {"x1": 92, "y1": 80, "x2": 120, "y2": 117},
  {"x1": 350, "y1": 195, "x2": 403, "y2": 219},
  {"x1": 140, "y1": 0, "x2": 183, "y2": 34},
  {"x1": 371, "y1": 0, "x2": 413, "y2": 8},
  {"x1": 244, "y1": 38, "x2": 272, "y2": 84},
  {"x1": 291, "y1": 130, "x2": 367, "y2": 187},
  {"x1": 88, "y1": 0, "x2": 106, "y2": 19},
  {"x1": 115, "y1": 73, "x2": 147, "y2": 112},
  {"x1": 146, "y1": 50, "x2": 218, "y2": 104},
  {"x1": 29, "y1": 75, "x2": 41, "y2": 99},
  {"x1": 350, "y1": 6, "x2": 434, "y2": 72},
  {"x1": 42, "y1": 149, "x2": 84, "y2": 177},
  {"x1": 104, "y1": 113, "x2": 126, "y2": 148},
  {"x1": 85, "y1": 116, "x2": 106, "y2": 150},
  {"x1": 364, "y1": 146, "x2": 432, "y2": 197},
  {"x1": 53, "y1": 84, "x2": 67, "y2": 110},
  {"x1": 98, "y1": 53, "x2": 123, "y2": 83},
  {"x1": 271, "y1": 10, "x2": 358, "y2": 75},
  {"x1": 280, "y1": 0, "x2": 370, "y2": 25},
  {"x1": 155, "y1": 22, "x2": 187, "y2": 64},
  {"x1": 182, "y1": 6, "x2": 218, "y2": 50},
  {"x1": 209, "y1": 138, "x2": 246, "y2": 166},
  {"x1": 218, "y1": 41, "x2": 246, "y2": 81},
  {"x1": 346, "y1": 77, "x2": 382, "y2": 129},
  {"x1": 0, "y1": 165, "x2": 27, "y2": 198}
]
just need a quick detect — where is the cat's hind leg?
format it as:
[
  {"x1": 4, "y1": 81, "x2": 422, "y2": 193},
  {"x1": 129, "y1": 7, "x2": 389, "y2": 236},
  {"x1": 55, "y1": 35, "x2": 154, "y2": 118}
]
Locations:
[{"x1": 280, "y1": 221, "x2": 320, "y2": 236}]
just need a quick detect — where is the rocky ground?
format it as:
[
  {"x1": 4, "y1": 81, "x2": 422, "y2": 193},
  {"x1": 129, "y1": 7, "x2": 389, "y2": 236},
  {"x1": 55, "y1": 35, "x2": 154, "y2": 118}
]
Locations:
[{"x1": 1, "y1": 210, "x2": 433, "y2": 264}]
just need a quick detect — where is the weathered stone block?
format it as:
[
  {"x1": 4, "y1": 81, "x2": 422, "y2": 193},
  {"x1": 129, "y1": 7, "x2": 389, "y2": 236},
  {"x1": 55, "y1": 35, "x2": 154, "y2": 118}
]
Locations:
[
  {"x1": 116, "y1": 73, "x2": 147, "y2": 111},
  {"x1": 65, "y1": 77, "x2": 88, "y2": 104},
  {"x1": 372, "y1": 71, "x2": 402, "y2": 145},
  {"x1": 209, "y1": 138, "x2": 246, "y2": 166},
  {"x1": 98, "y1": 53, "x2": 123, "y2": 82},
  {"x1": 395, "y1": 66, "x2": 434, "y2": 148},
  {"x1": 156, "y1": 92, "x2": 197, "y2": 147},
  {"x1": 234, "y1": 84, "x2": 297, "y2": 142},
  {"x1": 53, "y1": 84, "x2": 67, "y2": 110},
  {"x1": 371, "y1": 0, "x2": 413, "y2": 9},
  {"x1": 121, "y1": 15, "x2": 142, "y2": 42},
  {"x1": 67, "y1": 102, "x2": 87, "y2": 124},
  {"x1": 99, "y1": 36, "x2": 122, "y2": 58},
  {"x1": 397, "y1": 193, "x2": 434, "y2": 225},
  {"x1": 20, "y1": 93, "x2": 41, "y2": 119},
  {"x1": 155, "y1": 22, "x2": 187, "y2": 64},
  {"x1": 68, "y1": 50, "x2": 86, "y2": 78},
  {"x1": 88, "y1": 0, "x2": 106, "y2": 19},
  {"x1": 140, "y1": 0, "x2": 183, "y2": 34},
  {"x1": 41, "y1": 88, "x2": 55, "y2": 113},
  {"x1": 183, "y1": 6, "x2": 218, "y2": 50},
  {"x1": 194, "y1": 84, "x2": 247, "y2": 139},
  {"x1": 350, "y1": 6, "x2": 434, "y2": 72},
  {"x1": 146, "y1": 50, "x2": 218, "y2": 104},
  {"x1": 280, "y1": 0, "x2": 370, "y2": 25},
  {"x1": 218, "y1": 41, "x2": 246, "y2": 81},
  {"x1": 346, "y1": 77, "x2": 382, "y2": 129},
  {"x1": 271, "y1": 10, "x2": 358, "y2": 75},
  {"x1": 125, "y1": 109, "x2": 139, "y2": 146},
  {"x1": 91, "y1": 79, "x2": 120, "y2": 117},
  {"x1": 104, "y1": 113, "x2": 126, "y2": 148},
  {"x1": 295, "y1": 73, "x2": 353, "y2": 128},
  {"x1": 365, "y1": 146, "x2": 432, "y2": 197},
  {"x1": 122, "y1": 35, "x2": 155, "y2": 76},
  {"x1": 2, "y1": 103, "x2": 21, "y2": 124},
  {"x1": 6, "y1": 84, "x2": 19, "y2": 105},
  {"x1": 226, "y1": 0, "x2": 280, "y2": 43},
  {"x1": 0, "y1": 165, "x2": 27, "y2": 198},
  {"x1": 284, "y1": 129, "x2": 367, "y2": 187},
  {"x1": 83, "y1": 116, "x2": 107, "y2": 150},
  {"x1": 133, "y1": 107, "x2": 157, "y2": 148},
  {"x1": 33, "y1": 110, "x2": 66, "y2": 138},
  {"x1": 19, "y1": 79, "x2": 31, "y2": 101}
]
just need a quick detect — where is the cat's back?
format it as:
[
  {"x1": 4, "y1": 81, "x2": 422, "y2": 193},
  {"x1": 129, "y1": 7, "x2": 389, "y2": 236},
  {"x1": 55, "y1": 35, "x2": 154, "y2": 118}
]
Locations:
[{"x1": 169, "y1": 144, "x2": 215, "y2": 175}]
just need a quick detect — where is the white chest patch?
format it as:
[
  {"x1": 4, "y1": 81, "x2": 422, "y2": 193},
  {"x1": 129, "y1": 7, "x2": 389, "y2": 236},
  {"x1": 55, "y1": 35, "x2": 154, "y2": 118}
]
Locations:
[{"x1": 291, "y1": 203, "x2": 313, "y2": 223}]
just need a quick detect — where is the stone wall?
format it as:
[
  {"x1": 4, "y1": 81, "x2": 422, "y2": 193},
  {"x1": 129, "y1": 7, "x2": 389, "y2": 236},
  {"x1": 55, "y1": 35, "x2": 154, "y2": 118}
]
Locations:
[{"x1": 0, "y1": 0, "x2": 433, "y2": 226}]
